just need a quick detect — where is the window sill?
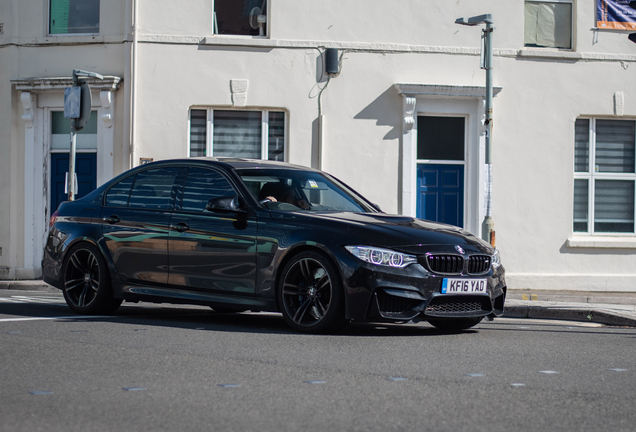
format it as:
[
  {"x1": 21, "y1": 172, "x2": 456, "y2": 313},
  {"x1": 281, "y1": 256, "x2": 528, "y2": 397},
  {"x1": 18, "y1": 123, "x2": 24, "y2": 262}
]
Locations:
[
  {"x1": 518, "y1": 49, "x2": 582, "y2": 60},
  {"x1": 567, "y1": 236, "x2": 636, "y2": 249}
]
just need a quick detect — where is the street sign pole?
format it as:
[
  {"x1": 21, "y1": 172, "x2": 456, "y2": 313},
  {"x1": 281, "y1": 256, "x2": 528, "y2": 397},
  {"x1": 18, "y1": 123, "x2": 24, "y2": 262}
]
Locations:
[
  {"x1": 483, "y1": 20, "x2": 495, "y2": 247},
  {"x1": 64, "y1": 69, "x2": 103, "y2": 201},
  {"x1": 68, "y1": 73, "x2": 79, "y2": 201},
  {"x1": 68, "y1": 119, "x2": 78, "y2": 201}
]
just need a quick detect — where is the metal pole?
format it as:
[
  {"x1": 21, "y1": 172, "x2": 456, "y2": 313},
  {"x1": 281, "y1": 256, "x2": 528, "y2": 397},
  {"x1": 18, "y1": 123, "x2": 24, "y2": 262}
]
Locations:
[
  {"x1": 482, "y1": 22, "x2": 495, "y2": 246},
  {"x1": 68, "y1": 71, "x2": 79, "y2": 201},
  {"x1": 68, "y1": 119, "x2": 77, "y2": 201}
]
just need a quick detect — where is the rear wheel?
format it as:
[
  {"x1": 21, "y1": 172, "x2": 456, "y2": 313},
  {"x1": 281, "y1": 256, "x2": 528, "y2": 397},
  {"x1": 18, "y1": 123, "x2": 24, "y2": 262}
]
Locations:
[
  {"x1": 62, "y1": 243, "x2": 122, "y2": 314},
  {"x1": 278, "y1": 251, "x2": 348, "y2": 333},
  {"x1": 427, "y1": 316, "x2": 483, "y2": 331}
]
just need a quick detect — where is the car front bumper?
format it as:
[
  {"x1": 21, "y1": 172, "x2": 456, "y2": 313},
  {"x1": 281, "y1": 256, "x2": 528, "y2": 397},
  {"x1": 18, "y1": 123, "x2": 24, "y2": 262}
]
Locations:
[{"x1": 339, "y1": 256, "x2": 506, "y2": 322}]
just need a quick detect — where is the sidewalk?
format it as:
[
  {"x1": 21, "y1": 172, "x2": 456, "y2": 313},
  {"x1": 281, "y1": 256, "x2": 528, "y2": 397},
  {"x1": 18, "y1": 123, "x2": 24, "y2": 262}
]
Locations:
[
  {"x1": 505, "y1": 289, "x2": 636, "y2": 327},
  {"x1": 1, "y1": 280, "x2": 636, "y2": 327}
]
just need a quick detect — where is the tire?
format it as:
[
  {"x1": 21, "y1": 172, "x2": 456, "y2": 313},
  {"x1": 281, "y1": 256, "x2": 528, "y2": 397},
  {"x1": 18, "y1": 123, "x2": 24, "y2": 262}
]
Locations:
[
  {"x1": 62, "y1": 243, "x2": 122, "y2": 315},
  {"x1": 278, "y1": 251, "x2": 348, "y2": 334},
  {"x1": 427, "y1": 316, "x2": 483, "y2": 331}
]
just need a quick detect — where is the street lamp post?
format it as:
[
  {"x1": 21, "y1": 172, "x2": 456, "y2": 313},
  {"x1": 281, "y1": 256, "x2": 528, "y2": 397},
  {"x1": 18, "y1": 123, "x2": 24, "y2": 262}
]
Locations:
[{"x1": 455, "y1": 14, "x2": 495, "y2": 246}]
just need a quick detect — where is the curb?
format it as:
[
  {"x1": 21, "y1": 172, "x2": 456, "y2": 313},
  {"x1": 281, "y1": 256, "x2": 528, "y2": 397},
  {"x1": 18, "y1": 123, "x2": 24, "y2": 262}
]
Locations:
[
  {"x1": 504, "y1": 303, "x2": 636, "y2": 327},
  {"x1": 0, "y1": 281, "x2": 58, "y2": 292}
]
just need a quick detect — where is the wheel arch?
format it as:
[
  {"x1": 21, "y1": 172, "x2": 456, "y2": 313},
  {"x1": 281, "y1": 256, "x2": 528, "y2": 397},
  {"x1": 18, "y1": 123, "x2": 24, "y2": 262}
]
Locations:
[
  {"x1": 273, "y1": 243, "x2": 349, "y2": 315},
  {"x1": 61, "y1": 237, "x2": 119, "y2": 292}
]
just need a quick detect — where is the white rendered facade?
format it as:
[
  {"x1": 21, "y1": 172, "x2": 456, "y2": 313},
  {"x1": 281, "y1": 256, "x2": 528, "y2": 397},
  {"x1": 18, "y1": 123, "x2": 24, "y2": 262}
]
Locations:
[{"x1": 2, "y1": 0, "x2": 636, "y2": 291}]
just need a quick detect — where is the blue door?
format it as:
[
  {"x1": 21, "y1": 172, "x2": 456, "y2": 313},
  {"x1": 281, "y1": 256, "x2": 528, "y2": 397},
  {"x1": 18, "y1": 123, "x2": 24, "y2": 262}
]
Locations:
[
  {"x1": 416, "y1": 164, "x2": 464, "y2": 227},
  {"x1": 50, "y1": 153, "x2": 97, "y2": 212}
]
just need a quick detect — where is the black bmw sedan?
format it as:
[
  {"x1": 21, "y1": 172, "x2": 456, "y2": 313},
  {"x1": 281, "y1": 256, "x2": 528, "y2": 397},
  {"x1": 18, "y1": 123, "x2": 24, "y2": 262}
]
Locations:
[{"x1": 43, "y1": 158, "x2": 506, "y2": 333}]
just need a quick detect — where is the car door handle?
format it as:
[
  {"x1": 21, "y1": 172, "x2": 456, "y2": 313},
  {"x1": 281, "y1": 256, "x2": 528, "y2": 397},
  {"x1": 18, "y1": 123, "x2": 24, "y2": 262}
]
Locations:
[
  {"x1": 170, "y1": 222, "x2": 190, "y2": 232},
  {"x1": 102, "y1": 215, "x2": 120, "y2": 224}
]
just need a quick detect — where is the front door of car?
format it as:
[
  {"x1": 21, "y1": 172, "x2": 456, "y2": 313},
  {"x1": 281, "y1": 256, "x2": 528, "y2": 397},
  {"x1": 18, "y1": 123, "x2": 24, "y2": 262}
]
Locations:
[
  {"x1": 168, "y1": 167, "x2": 258, "y2": 293},
  {"x1": 101, "y1": 167, "x2": 180, "y2": 285}
]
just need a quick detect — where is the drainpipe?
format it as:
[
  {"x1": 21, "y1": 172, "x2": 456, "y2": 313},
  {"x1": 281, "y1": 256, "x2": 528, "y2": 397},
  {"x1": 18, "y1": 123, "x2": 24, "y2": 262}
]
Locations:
[{"x1": 129, "y1": 0, "x2": 139, "y2": 168}]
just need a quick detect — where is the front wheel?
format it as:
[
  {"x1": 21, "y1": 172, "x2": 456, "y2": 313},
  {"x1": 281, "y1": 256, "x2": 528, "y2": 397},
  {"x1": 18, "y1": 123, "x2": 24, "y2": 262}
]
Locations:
[
  {"x1": 62, "y1": 243, "x2": 122, "y2": 315},
  {"x1": 278, "y1": 251, "x2": 348, "y2": 333},
  {"x1": 427, "y1": 316, "x2": 483, "y2": 331}
]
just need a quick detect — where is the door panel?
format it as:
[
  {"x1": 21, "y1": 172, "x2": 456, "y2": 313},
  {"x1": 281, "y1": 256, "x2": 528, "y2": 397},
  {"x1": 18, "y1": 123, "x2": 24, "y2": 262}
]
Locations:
[
  {"x1": 417, "y1": 164, "x2": 464, "y2": 227},
  {"x1": 50, "y1": 153, "x2": 97, "y2": 212},
  {"x1": 168, "y1": 167, "x2": 257, "y2": 293},
  {"x1": 102, "y1": 209, "x2": 173, "y2": 284},
  {"x1": 101, "y1": 167, "x2": 180, "y2": 285},
  {"x1": 168, "y1": 213, "x2": 258, "y2": 292}
]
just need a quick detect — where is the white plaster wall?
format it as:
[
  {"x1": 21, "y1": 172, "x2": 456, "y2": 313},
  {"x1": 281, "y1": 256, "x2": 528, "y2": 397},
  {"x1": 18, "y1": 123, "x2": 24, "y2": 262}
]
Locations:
[
  {"x1": 0, "y1": 46, "x2": 20, "y2": 278},
  {"x1": 1, "y1": 0, "x2": 128, "y2": 277},
  {"x1": 492, "y1": 56, "x2": 636, "y2": 290},
  {"x1": 271, "y1": 0, "x2": 522, "y2": 49},
  {"x1": 139, "y1": 0, "x2": 212, "y2": 36},
  {"x1": 3, "y1": 0, "x2": 636, "y2": 288}
]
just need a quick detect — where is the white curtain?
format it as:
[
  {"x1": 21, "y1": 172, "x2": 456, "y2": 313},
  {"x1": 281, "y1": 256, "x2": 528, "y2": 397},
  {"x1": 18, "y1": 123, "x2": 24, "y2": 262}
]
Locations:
[{"x1": 524, "y1": 2, "x2": 572, "y2": 49}]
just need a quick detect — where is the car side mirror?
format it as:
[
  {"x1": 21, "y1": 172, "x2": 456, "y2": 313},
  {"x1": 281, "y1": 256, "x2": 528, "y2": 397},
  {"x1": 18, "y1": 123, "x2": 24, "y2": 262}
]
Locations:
[
  {"x1": 206, "y1": 196, "x2": 246, "y2": 214},
  {"x1": 371, "y1": 203, "x2": 383, "y2": 212}
]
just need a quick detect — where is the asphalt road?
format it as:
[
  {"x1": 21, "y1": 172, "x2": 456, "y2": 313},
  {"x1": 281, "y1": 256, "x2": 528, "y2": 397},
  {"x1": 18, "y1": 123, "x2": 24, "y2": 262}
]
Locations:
[{"x1": 1, "y1": 289, "x2": 635, "y2": 432}]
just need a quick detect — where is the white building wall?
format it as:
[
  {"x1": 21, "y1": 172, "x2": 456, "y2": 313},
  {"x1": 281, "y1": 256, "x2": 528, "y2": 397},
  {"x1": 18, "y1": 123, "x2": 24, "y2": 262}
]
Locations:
[{"x1": 2, "y1": 0, "x2": 636, "y2": 291}]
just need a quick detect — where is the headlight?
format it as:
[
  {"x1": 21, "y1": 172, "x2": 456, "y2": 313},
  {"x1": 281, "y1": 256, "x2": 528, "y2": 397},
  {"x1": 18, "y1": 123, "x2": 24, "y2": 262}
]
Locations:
[
  {"x1": 344, "y1": 246, "x2": 417, "y2": 268},
  {"x1": 491, "y1": 249, "x2": 501, "y2": 269}
]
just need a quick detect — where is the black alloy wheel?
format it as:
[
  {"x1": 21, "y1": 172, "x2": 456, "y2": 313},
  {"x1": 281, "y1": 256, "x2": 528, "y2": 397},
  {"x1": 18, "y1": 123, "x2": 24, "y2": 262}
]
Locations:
[
  {"x1": 278, "y1": 251, "x2": 348, "y2": 333},
  {"x1": 62, "y1": 243, "x2": 122, "y2": 314},
  {"x1": 427, "y1": 316, "x2": 483, "y2": 331}
]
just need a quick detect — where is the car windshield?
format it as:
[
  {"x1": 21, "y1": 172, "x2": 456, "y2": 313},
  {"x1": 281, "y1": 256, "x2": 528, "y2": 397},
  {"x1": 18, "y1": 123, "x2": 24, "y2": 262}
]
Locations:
[{"x1": 237, "y1": 168, "x2": 376, "y2": 213}]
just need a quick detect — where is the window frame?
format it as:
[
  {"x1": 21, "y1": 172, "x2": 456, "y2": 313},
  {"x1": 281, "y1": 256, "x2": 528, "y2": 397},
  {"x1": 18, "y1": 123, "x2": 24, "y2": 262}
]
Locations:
[
  {"x1": 212, "y1": 0, "x2": 268, "y2": 38},
  {"x1": 176, "y1": 166, "x2": 238, "y2": 213},
  {"x1": 187, "y1": 108, "x2": 287, "y2": 161},
  {"x1": 524, "y1": 0, "x2": 575, "y2": 51},
  {"x1": 47, "y1": 0, "x2": 101, "y2": 36},
  {"x1": 573, "y1": 117, "x2": 636, "y2": 236},
  {"x1": 49, "y1": 109, "x2": 98, "y2": 154},
  {"x1": 104, "y1": 167, "x2": 181, "y2": 211}
]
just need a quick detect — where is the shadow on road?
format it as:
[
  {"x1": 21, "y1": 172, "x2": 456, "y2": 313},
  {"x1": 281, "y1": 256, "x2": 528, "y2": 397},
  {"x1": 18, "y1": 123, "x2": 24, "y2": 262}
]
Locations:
[{"x1": 4, "y1": 298, "x2": 635, "y2": 338}]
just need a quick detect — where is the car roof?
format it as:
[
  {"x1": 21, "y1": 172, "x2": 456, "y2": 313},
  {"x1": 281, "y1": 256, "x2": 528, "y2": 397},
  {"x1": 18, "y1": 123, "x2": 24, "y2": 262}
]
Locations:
[{"x1": 157, "y1": 157, "x2": 321, "y2": 172}]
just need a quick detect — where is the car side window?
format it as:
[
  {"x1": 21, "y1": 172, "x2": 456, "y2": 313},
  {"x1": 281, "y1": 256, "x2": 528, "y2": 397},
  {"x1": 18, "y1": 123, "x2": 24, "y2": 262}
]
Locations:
[
  {"x1": 127, "y1": 167, "x2": 180, "y2": 210},
  {"x1": 105, "y1": 175, "x2": 134, "y2": 207},
  {"x1": 180, "y1": 167, "x2": 236, "y2": 212}
]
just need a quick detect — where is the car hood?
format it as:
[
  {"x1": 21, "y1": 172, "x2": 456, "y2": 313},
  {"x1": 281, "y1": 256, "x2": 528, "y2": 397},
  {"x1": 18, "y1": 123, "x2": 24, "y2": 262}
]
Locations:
[{"x1": 276, "y1": 211, "x2": 494, "y2": 255}]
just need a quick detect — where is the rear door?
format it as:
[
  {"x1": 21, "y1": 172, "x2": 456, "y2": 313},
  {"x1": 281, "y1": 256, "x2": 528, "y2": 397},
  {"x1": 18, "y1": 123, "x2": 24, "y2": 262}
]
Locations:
[
  {"x1": 101, "y1": 167, "x2": 180, "y2": 285},
  {"x1": 168, "y1": 167, "x2": 258, "y2": 293}
]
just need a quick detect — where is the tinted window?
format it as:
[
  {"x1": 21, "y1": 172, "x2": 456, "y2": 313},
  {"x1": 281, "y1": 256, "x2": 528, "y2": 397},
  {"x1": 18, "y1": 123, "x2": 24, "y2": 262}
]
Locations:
[
  {"x1": 238, "y1": 169, "x2": 375, "y2": 213},
  {"x1": 180, "y1": 168, "x2": 236, "y2": 212},
  {"x1": 214, "y1": 0, "x2": 265, "y2": 36},
  {"x1": 417, "y1": 116, "x2": 465, "y2": 161},
  {"x1": 50, "y1": 0, "x2": 100, "y2": 34},
  {"x1": 128, "y1": 168, "x2": 179, "y2": 210},
  {"x1": 105, "y1": 175, "x2": 134, "y2": 207}
]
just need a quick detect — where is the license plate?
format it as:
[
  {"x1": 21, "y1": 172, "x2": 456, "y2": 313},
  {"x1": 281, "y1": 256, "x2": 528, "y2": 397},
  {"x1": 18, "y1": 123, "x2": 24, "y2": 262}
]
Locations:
[{"x1": 441, "y1": 278, "x2": 487, "y2": 294}]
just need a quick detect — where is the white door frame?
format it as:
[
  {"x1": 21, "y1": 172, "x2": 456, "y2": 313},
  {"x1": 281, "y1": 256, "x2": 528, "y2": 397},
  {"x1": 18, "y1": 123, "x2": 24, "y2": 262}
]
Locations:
[
  {"x1": 395, "y1": 84, "x2": 502, "y2": 237},
  {"x1": 14, "y1": 77, "x2": 121, "y2": 278}
]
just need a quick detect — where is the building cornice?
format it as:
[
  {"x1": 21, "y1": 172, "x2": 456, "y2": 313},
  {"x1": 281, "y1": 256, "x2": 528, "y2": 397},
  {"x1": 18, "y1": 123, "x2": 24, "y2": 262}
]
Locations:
[
  {"x1": 11, "y1": 76, "x2": 123, "y2": 92},
  {"x1": 3, "y1": 33, "x2": 636, "y2": 63},
  {"x1": 394, "y1": 83, "x2": 502, "y2": 99}
]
